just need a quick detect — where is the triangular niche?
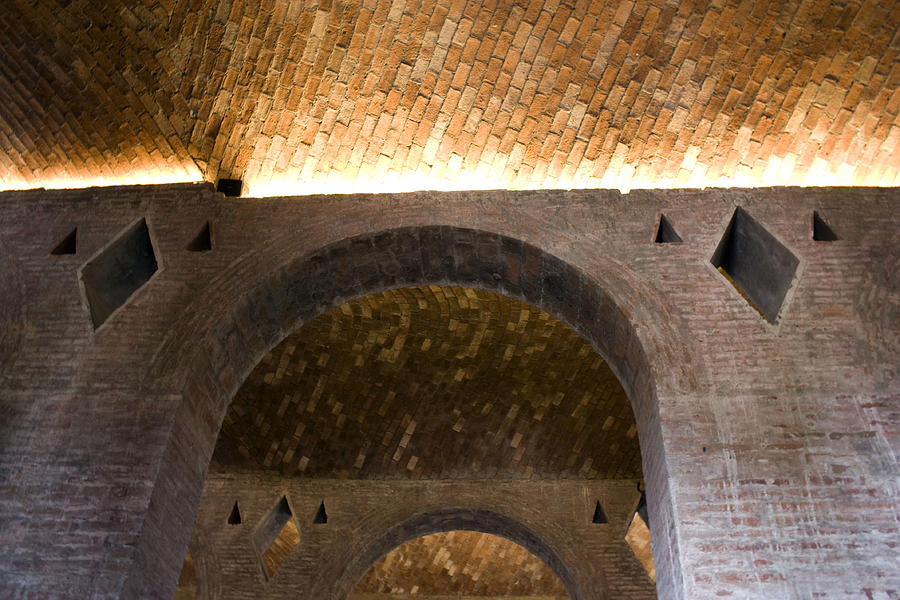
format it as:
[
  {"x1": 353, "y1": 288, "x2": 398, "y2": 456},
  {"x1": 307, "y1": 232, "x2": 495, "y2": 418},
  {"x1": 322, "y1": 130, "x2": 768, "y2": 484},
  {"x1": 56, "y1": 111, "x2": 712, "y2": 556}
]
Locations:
[
  {"x1": 186, "y1": 222, "x2": 212, "y2": 252},
  {"x1": 228, "y1": 501, "x2": 242, "y2": 525},
  {"x1": 654, "y1": 214, "x2": 682, "y2": 243},
  {"x1": 592, "y1": 501, "x2": 608, "y2": 524},
  {"x1": 812, "y1": 211, "x2": 839, "y2": 241},
  {"x1": 51, "y1": 228, "x2": 77, "y2": 255},
  {"x1": 313, "y1": 501, "x2": 328, "y2": 524}
]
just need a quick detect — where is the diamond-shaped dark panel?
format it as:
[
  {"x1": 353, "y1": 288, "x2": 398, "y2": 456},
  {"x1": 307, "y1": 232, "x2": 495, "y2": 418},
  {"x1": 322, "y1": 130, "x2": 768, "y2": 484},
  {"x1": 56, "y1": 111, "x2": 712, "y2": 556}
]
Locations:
[
  {"x1": 711, "y1": 207, "x2": 799, "y2": 324},
  {"x1": 253, "y1": 496, "x2": 299, "y2": 580},
  {"x1": 80, "y1": 218, "x2": 158, "y2": 329}
]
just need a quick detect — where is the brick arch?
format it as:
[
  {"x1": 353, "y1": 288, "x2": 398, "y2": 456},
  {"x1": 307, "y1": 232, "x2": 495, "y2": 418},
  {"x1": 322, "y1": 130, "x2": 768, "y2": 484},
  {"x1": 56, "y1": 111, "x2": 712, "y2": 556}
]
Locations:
[
  {"x1": 129, "y1": 225, "x2": 685, "y2": 599},
  {"x1": 333, "y1": 509, "x2": 583, "y2": 600}
]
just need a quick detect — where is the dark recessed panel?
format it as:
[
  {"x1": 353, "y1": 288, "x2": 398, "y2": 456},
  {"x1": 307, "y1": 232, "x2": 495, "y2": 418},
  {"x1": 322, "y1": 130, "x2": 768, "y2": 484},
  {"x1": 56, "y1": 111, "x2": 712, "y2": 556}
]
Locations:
[
  {"x1": 711, "y1": 207, "x2": 798, "y2": 324},
  {"x1": 81, "y1": 218, "x2": 158, "y2": 329},
  {"x1": 216, "y1": 178, "x2": 243, "y2": 197}
]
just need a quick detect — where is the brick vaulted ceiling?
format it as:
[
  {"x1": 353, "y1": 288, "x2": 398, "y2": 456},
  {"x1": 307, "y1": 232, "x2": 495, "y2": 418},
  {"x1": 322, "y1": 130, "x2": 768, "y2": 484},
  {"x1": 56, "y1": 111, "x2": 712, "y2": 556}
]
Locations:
[
  {"x1": 211, "y1": 286, "x2": 641, "y2": 480},
  {"x1": 351, "y1": 531, "x2": 568, "y2": 598},
  {"x1": 1, "y1": 0, "x2": 898, "y2": 195}
]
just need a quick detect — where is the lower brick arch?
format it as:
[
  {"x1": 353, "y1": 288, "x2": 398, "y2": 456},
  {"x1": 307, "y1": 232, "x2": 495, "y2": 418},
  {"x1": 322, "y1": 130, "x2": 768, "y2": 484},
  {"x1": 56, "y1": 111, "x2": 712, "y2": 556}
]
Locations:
[
  {"x1": 334, "y1": 508, "x2": 583, "y2": 600},
  {"x1": 131, "y1": 225, "x2": 688, "y2": 599}
]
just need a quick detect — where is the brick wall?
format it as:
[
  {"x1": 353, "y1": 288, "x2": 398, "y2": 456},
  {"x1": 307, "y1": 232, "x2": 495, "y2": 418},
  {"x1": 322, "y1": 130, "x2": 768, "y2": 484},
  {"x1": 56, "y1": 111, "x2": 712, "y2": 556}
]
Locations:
[
  {"x1": 0, "y1": 183, "x2": 897, "y2": 599},
  {"x1": 185, "y1": 477, "x2": 653, "y2": 599}
]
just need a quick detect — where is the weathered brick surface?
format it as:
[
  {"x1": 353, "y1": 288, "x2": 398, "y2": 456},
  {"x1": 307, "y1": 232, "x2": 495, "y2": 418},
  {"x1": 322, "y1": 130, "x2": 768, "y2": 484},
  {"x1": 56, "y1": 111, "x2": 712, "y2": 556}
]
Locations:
[
  {"x1": 1, "y1": 1, "x2": 899, "y2": 192},
  {"x1": 0, "y1": 183, "x2": 897, "y2": 599},
  {"x1": 184, "y1": 477, "x2": 654, "y2": 599}
]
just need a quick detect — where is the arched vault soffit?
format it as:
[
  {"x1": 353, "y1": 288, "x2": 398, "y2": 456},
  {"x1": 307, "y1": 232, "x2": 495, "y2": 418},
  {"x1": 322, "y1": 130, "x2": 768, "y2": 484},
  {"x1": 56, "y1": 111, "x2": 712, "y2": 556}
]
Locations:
[{"x1": 211, "y1": 285, "x2": 643, "y2": 480}]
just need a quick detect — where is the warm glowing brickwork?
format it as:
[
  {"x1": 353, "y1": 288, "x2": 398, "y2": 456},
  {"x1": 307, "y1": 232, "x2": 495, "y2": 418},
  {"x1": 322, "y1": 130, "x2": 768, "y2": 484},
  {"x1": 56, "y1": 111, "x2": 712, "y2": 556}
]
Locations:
[
  {"x1": 212, "y1": 286, "x2": 639, "y2": 480},
  {"x1": 625, "y1": 514, "x2": 654, "y2": 583},
  {"x1": 1, "y1": 0, "x2": 899, "y2": 192},
  {"x1": 352, "y1": 531, "x2": 568, "y2": 597}
]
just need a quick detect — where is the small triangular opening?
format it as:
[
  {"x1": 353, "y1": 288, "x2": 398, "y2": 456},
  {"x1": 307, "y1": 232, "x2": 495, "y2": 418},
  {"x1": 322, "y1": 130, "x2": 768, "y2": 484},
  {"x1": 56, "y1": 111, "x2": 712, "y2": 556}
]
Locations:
[
  {"x1": 313, "y1": 501, "x2": 328, "y2": 524},
  {"x1": 812, "y1": 211, "x2": 838, "y2": 241},
  {"x1": 228, "y1": 501, "x2": 242, "y2": 525},
  {"x1": 592, "y1": 501, "x2": 608, "y2": 524},
  {"x1": 186, "y1": 222, "x2": 212, "y2": 252},
  {"x1": 51, "y1": 228, "x2": 77, "y2": 255},
  {"x1": 654, "y1": 214, "x2": 682, "y2": 243}
]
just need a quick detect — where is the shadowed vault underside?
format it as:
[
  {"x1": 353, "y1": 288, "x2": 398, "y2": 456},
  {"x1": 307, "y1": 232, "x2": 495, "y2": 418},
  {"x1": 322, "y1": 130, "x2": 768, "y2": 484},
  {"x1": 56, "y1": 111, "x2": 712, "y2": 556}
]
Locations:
[
  {"x1": 1, "y1": 0, "x2": 898, "y2": 193},
  {"x1": 212, "y1": 285, "x2": 641, "y2": 480}
]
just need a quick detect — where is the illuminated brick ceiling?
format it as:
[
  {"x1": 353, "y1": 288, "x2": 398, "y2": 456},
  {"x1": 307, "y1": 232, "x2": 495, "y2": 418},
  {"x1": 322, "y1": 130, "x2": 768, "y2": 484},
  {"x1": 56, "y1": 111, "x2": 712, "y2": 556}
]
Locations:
[
  {"x1": 351, "y1": 531, "x2": 567, "y2": 598},
  {"x1": 1, "y1": 0, "x2": 898, "y2": 194}
]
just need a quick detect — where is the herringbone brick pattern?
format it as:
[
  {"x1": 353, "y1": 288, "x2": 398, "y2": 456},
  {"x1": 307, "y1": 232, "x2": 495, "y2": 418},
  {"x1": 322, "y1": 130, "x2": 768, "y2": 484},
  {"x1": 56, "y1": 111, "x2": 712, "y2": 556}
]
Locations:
[
  {"x1": 211, "y1": 286, "x2": 640, "y2": 479},
  {"x1": 351, "y1": 531, "x2": 567, "y2": 597},
  {"x1": 1, "y1": 0, "x2": 897, "y2": 193}
]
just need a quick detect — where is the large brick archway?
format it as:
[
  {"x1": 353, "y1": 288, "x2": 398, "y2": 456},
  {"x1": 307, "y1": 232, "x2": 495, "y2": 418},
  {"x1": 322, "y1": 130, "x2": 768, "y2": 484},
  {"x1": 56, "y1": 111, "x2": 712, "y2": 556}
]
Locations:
[{"x1": 133, "y1": 224, "x2": 687, "y2": 599}]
